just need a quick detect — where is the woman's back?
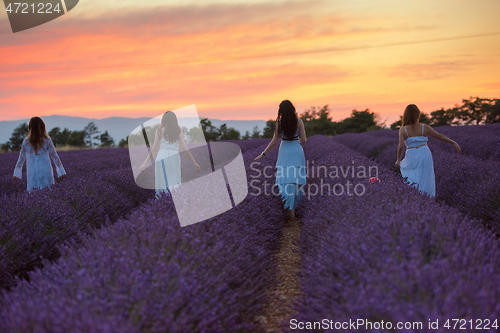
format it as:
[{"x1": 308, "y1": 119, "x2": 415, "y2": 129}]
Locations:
[{"x1": 403, "y1": 124, "x2": 428, "y2": 148}]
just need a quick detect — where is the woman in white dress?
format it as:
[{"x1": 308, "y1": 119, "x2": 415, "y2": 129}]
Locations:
[
  {"x1": 139, "y1": 111, "x2": 200, "y2": 198},
  {"x1": 12, "y1": 117, "x2": 66, "y2": 191},
  {"x1": 395, "y1": 104, "x2": 461, "y2": 197}
]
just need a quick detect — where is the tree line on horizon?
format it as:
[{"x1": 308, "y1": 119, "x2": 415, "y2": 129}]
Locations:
[
  {"x1": 1, "y1": 122, "x2": 115, "y2": 152},
  {"x1": 2, "y1": 96, "x2": 498, "y2": 152},
  {"x1": 389, "y1": 96, "x2": 500, "y2": 129}
]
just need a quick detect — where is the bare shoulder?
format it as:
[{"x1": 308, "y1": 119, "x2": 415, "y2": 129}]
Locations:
[
  {"x1": 423, "y1": 123, "x2": 434, "y2": 132},
  {"x1": 298, "y1": 118, "x2": 304, "y2": 126}
]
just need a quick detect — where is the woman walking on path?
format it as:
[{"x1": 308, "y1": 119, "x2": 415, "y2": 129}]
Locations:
[
  {"x1": 255, "y1": 100, "x2": 307, "y2": 215},
  {"x1": 395, "y1": 104, "x2": 461, "y2": 197},
  {"x1": 140, "y1": 111, "x2": 200, "y2": 198},
  {"x1": 13, "y1": 117, "x2": 66, "y2": 191}
]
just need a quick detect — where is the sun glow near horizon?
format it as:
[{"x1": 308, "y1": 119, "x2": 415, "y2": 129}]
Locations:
[{"x1": 1, "y1": 0, "x2": 499, "y2": 124}]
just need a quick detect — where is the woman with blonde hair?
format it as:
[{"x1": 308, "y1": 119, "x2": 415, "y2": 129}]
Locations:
[
  {"x1": 13, "y1": 117, "x2": 66, "y2": 191},
  {"x1": 395, "y1": 104, "x2": 461, "y2": 197}
]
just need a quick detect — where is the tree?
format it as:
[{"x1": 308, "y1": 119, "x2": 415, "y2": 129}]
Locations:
[
  {"x1": 67, "y1": 130, "x2": 86, "y2": 147},
  {"x1": 99, "y1": 130, "x2": 115, "y2": 147},
  {"x1": 262, "y1": 120, "x2": 276, "y2": 138},
  {"x1": 3, "y1": 122, "x2": 28, "y2": 151},
  {"x1": 242, "y1": 131, "x2": 251, "y2": 140},
  {"x1": 429, "y1": 107, "x2": 459, "y2": 127},
  {"x1": 118, "y1": 136, "x2": 128, "y2": 148},
  {"x1": 300, "y1": 105, "x2": 335, "y2": 136},
  {"x1": 485, "y1": 99, "x2": 500, "y2": 124},
  {"x1": 459, "y1": 97, "x2": 494, "y2": 125},
  {"x1": 48, "y1": 127, "x2": 72, "y2": 147},
  {"x1": 251, "y1": 126, "x2": 261, "y2": 139},
  {"x1": 1, "y1": 142, "x2": 10, "y2": 152},
  {"x1": 218, "y1": 124, "x2": 240, "y2": 140},
  {"x1": 200, "y1": 118, "x2": 219, "y2": 142},
  {"x1": 338, "y1": 109, "x2": 382, "y2": 134},
  {"x1": 84, "y1": 122, "x2": 100, "y2": 147}
]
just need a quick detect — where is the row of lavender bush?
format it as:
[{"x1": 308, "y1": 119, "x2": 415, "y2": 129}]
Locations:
[
  {"x1": 0, "y1": 139, "x2": 270, "y2": 291},
  {"x1": 0, "y1": 167, "x2": 154, "y2": 290},
  {"x1": 333, "y1": 127, "x2": 500, "y2": 231},
  {"x1": 294, "y1": 136, "x2": 500, "y2": 330},
  {"x1": 0, "y1": 142, "x2": 287, "y2": 332}
]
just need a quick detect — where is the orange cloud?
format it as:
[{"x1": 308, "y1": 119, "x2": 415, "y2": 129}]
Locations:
[{"x1": 1, "y1": 1, "x2": 499, "y2": 124}]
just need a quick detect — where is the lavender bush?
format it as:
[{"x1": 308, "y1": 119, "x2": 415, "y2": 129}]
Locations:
[
  {"x1": 295, "y1": 136, "x2": 500, "y2": 331},
  {"x1": 0, "y1": 143, "x2": 287, "y2": 332}
]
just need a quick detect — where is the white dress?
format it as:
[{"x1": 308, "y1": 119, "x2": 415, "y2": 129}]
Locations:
[
  {"x1": 400, "y1": 124, "x2": 436, "y2": 197},
  {"x1": 155, "y1": 136, "x2": 181, "y2": 197},
  {"x1": 13, "y1": 137, "x2": 66, "y2": 191}
]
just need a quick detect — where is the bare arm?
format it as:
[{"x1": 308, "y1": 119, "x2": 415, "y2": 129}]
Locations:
[
  {"x1": 425, "y1": 124, "x2": 461, "y2": 153},
  {"x1": 298, "y1": 118, "x2": 307, "y2": 147},
  {"x1": 178, "y1": 129, "x2": 200, "y2": 170},
  {"x1": 254, "y1": 123, "x2": 280, "y2": 160},
  {"x1": 395, "y1": 127, "x2": 405, "y2": 167}
]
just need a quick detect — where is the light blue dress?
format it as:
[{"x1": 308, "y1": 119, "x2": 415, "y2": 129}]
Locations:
[
  {"x1": 400, "y1": 124, "x2": 436, "y2": 197},
  {"x1": 275, "y1": 124, "x2": 306, "y2": 210},
  {"x1": 155, "y1": 137, "x2": 181, "y2": 198},
  {"x1": 13, "y1": 137, "x2": 66, "y2": 191}
]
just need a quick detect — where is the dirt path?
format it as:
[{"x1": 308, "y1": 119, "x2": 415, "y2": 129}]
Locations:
[{"x1": 259, "y1": 213, "x2": 303, "y2": 332}]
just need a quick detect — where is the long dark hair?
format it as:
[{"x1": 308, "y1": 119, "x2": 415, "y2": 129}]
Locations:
[
  {"x1": 161, "y1": 111, "x2": 181, "y2": 143},
  {"x1": 28, "y1": 117, "x2": 49, "y2": 153},
  {"x1": 276, "y1": 100, "x2": 297, "y2": 140},
  {"x1": 403, "y1": 104, "x2": 421, "y2": 126}
]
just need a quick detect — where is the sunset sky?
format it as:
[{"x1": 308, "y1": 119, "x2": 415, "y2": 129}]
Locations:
[{"x1": 1, "y1": 0, "x2": 499, "y2": 125}]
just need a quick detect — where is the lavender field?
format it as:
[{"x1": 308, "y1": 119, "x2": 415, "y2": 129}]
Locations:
[{"x1": 1, "y1": 126, "x2": 500, "y2": 332}]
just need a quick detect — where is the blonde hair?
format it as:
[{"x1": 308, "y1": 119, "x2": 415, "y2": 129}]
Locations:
[{"x1": 403, "y1": 104, "x2": 420, "y2": 126}]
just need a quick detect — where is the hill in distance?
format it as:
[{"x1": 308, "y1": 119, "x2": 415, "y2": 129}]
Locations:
[{"x1": 0, "y1": 115, "x2": 268, "y2": 144}]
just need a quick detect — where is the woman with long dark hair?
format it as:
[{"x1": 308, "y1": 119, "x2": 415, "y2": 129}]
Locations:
[
  {"x1": 395, "y1": 104, "x2": 461, "y2": 197},
  {"x1": 12, "y1": 117, "x2": 66, "y2": 191},
  {"x1": 254, "y1": 100, "x2": 307, "y2": 215},
  {"x1": 140, "y1": 111, "x2": 200, "y2": 197}
]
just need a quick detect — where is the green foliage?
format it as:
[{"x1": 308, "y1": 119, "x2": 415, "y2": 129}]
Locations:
[
  {"x1": 300, "y1": 105, "x2": 335, "y2": 136},
  {"x1": 429, "y1": 108, "x2": 460, "y2": 127},
  {"x1": 485, "y1": 99, "x2": 500, "y2": 124},
  {"x1": 336, "y1": 108, "x2": 382, "y2": 134},
  {"x1": 49, "y1": 127, "x2": 72, "y2": 147},
  {"x1": 2, "y1": 123, "x2": 28, "y2": 152},
  {"x1": 299, "y1": 106, "x2": 382, "y2": 136},
  {"x1": 262, "y1": 120, "x2": 276, "y2": 138},
  {"x1": 66, "y1": 130, "x2": 86, "y2": 147},
  {"x1": 391, "y1": 97, "x2": 500, "y2": 129},
  {"x1": 459, "y1": 97, "x2": 498, "y2": 125},
  {"x1": 118, "y1": 137, "x2": 128, "y2": 148},
  {"x1": 251, "y1": 126, "x2": 261, "y2": 139},
  {"x1": 99, "y1": 130, "x2": 115, "y2": 147},
  {"x1": 200, "y1": 119, "x2": 219, "y2": 142},
  {"x1": 84, "y1": 122, "x2": 100, "y2": 147},
  {"x1": 218, "y1": 124, "x2": 240, "y2": 140},
  {"x1": 196, "y1": 119, "x2": 240, "y2": 141}
]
